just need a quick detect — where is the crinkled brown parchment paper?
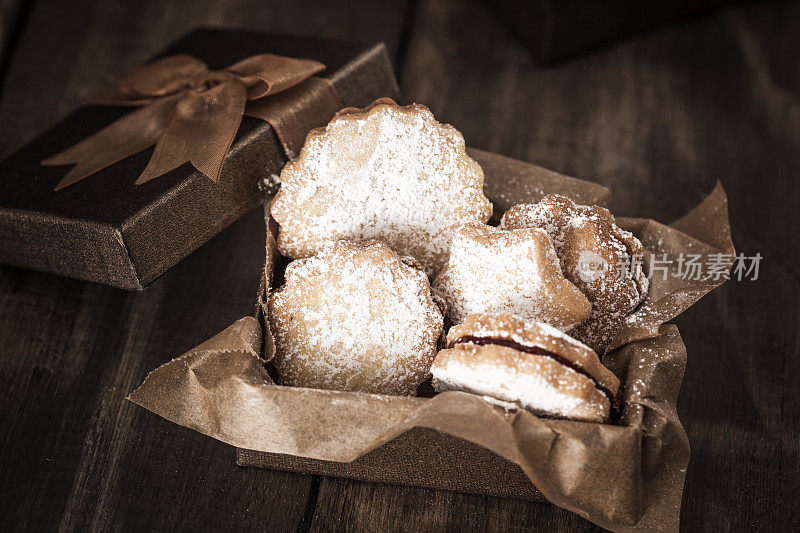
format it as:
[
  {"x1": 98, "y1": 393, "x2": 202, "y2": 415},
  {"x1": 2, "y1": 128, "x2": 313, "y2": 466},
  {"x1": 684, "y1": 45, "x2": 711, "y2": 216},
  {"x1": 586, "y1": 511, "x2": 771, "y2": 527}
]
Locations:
[{"x1": 129, "y1": 147, "x2": 733, "y2": 532}]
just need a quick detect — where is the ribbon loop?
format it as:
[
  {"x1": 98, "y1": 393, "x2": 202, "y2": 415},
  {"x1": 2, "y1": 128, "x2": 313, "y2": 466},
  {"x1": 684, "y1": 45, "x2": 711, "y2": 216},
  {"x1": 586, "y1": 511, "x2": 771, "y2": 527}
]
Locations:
[
  {"x1": 119, "y1": 54, "x2": 210, "y2": 97},
  {"x1": 42, "y1": 52, "x2": 338, "y2": 190},
  {"x1": 227, "y1": 53, "x2": 326, "y2": 99}
]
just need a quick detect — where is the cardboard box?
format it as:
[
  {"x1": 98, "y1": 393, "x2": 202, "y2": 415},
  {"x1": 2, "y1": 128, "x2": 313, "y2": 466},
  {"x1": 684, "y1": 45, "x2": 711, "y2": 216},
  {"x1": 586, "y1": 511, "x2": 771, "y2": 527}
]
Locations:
[
  {"x1": 237, "y1": 427, "x2": 546, "y2": 501},
  {"x1": 129, "y1": 149, "x2": 734, "y2": 532}
]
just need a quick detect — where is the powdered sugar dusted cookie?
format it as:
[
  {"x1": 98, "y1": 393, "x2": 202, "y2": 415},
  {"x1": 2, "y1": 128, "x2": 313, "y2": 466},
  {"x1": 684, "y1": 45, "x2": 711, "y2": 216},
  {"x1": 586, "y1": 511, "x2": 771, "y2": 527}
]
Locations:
[
  {"x1": 271, "y1": 98, "x2": 492, "y2": 275},
  {"x1": 268, "y1": 240, "x2": 443, "y2": 395},
  {"x1": 432, "y1": 312, "x2": 619, "y2": 422},
  {"x1": 432, "y1": 221, "x2": 590, "y2": 329},
  {"x1": 501, "y1": 194, "x2": 648, "y2": 353}
]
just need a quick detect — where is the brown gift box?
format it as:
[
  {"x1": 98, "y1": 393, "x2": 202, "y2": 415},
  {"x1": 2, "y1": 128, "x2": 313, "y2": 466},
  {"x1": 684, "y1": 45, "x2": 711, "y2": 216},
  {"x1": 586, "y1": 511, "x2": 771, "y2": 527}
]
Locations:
[
  {"x1": 0, "y1": 29, "x2": 398, "y2": 290},
  {"x1": 129, "y1": 148, "x2": 734, "y2": 531}
]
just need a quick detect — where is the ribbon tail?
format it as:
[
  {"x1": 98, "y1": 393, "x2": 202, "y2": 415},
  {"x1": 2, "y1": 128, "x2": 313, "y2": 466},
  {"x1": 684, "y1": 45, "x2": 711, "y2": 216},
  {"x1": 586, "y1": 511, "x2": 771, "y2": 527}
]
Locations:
[
  {"x1": 92, "y1": 54, "x2": 208, "y2": 104},
  {"x1": 43, "y1": 97, "x2": 177, "y2": 191},
  {"x1": 136, "y1": 77, "x2": 247, "y2": 185}
]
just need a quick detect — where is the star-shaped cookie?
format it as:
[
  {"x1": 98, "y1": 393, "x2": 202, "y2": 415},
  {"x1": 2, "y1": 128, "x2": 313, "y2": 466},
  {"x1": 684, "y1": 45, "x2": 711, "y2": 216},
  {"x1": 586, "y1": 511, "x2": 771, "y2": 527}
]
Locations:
[{"x1": 432, "y1": 221, "x2": 590, "y2": 329}]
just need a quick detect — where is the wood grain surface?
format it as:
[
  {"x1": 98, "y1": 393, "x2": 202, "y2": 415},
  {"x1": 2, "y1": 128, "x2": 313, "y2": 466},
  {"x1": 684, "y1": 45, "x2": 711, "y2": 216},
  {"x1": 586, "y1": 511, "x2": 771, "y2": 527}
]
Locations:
[{"x1": 0, "y1": 0, "x2": 797, "y2": 530}]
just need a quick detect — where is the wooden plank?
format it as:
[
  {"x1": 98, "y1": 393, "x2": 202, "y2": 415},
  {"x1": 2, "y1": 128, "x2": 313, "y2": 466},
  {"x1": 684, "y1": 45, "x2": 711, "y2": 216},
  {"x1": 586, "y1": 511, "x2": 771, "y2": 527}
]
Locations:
[
  {"x1": 309, "y1": 478, "x2": 596, "y2": 531},
  {"x1": 0, "y1": 0, "x2": 408, "y2": 529},
  {"x1": 0, "y1": 207, "x2": 314, "y2": 530}
]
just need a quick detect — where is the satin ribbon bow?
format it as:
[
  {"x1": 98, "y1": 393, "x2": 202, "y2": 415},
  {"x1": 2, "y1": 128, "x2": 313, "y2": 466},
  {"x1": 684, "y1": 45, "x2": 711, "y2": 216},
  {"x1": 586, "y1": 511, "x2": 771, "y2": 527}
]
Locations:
[{"x1": 42, "y1": 53, "x2": 328, "y2": 191}]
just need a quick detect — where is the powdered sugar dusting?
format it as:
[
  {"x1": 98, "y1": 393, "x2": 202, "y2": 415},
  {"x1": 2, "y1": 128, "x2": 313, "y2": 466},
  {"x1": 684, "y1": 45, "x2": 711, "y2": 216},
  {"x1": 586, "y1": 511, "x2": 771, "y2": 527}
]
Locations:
[
  {"x1": 432, "y1": 344, "x2": 609, "y2": 422},
  {"x1": 257, "y1": 173, "x2": 282, "y2": 197},
  {"x1": 269, "y1": 240, "x2": 443, "y2": 395},
  {"x1": 433, "y1": 221, "x2": 590, "y2": 328},
  {"x1": 271, "y1": 100, "x2": 492, "y2": 275}
]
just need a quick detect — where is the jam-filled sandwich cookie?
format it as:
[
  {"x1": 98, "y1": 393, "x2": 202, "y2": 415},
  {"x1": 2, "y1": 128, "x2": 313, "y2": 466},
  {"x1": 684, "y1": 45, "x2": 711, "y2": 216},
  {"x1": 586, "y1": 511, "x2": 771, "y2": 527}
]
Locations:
[
  {"x1": 431, "y1": 313, "x2": 620, "y2": 422},
  {"x1": 268, "y1": 240, "x2": 443, "y2": 395},
  {"x1": 432, "y1": 221, "x2": 590, "y2": 329},
  {"x1": 501, "y1": 194, "x2": 648, "y2": 353},
  {"x1": 271, "y1": 98, "x2": 492, "y2": 275}
]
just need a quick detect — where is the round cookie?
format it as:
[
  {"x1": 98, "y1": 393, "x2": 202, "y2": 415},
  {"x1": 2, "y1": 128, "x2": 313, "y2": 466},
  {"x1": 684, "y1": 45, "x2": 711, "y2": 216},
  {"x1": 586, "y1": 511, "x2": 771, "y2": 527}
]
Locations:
[
  {"x1": 432, "y1": 312, "x2": 620, "y2": 422},
  {"x1": 501, "y1": 194, "x2": 649, "y2": 353},
  {"x1": 268, "y1": 239, "x2": 443, "y2": 395},
  {"x1": 271, "y1": 98, "x2": 492, "y2": 275},
  {"x1": 432, "y1": 221, "x2": 590, "y2": 329}
]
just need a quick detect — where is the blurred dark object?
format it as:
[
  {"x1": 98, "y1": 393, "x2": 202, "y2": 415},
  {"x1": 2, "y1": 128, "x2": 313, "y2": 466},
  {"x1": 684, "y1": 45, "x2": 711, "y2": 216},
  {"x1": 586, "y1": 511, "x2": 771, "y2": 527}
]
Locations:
[
  {"x1": 491, "y1": 0, "x2": 739, "y2": 63},
  {"x1": 0, "y1": 0, "x2": 21, "y2": 63}
]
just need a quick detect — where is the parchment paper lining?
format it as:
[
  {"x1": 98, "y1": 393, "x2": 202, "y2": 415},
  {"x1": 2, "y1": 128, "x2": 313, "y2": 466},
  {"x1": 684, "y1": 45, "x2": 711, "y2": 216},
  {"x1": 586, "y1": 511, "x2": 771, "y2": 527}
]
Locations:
[{"x1": 129, "y1": 147, "x2": 733, "y2": 532}]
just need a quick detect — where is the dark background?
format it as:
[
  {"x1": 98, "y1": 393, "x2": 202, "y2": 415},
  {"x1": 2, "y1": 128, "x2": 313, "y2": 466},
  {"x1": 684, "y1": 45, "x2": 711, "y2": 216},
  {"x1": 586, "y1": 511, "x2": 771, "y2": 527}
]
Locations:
[{"x1": 0, "y1": 0, "x2": 797, "y2": 530}]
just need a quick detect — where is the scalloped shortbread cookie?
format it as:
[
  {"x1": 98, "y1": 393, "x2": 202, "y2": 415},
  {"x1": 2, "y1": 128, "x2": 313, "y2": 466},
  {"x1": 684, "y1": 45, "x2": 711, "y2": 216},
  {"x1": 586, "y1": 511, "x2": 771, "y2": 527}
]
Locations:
[
  {"x1": 271, "y1": 98, "x2": 492, "y2": 275},
  {"x1": 268, "y1": 240, "x2": 443, "y2": 395}
]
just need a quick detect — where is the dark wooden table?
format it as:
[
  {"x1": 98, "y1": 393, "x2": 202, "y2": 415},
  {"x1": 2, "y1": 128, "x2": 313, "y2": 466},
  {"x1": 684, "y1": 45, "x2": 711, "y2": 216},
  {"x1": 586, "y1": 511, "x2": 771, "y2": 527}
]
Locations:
[{"x1": 0, "y1": 0, "x2": 797, "y2": 530}]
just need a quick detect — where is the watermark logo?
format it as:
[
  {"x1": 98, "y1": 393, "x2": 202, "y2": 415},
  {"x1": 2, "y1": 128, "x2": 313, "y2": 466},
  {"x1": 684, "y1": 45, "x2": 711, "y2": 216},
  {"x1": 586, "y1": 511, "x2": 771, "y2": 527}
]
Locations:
[
  {"x1": 609, "y1": 252, "x2": 762, "y2": 282},
  {"x1": 576, "y1": 250, "x2": 609, "y2": 283}
]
